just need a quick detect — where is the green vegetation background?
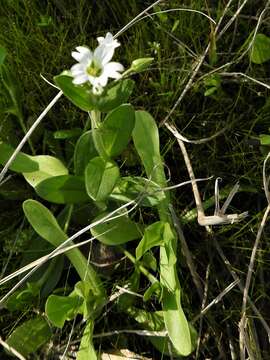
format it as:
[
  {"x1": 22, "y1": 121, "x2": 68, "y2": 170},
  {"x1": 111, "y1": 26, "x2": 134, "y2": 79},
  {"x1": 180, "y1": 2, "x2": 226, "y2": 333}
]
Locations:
[{"x1": 0, "y1": 0, "x2": 270, "y2": 358}]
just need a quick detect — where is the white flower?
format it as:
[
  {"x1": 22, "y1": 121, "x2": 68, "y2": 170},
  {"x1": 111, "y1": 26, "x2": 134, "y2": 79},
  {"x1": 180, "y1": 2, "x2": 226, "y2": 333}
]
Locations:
[{"x1": 71, "y1": 32, "x2": 124, "y2": 95}]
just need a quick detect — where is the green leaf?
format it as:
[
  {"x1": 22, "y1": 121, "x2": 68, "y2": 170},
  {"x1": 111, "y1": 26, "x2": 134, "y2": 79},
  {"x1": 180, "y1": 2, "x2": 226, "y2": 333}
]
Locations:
[
  {"x1": 71, "y1": 280, "x2": 96, "y2": 320},
  {"x1": 136, "y1": 222, "x2": 164, "y2": 260},
  {"x1": 23, "y1": 155, "x2": 68, "y2": 187},
  {"x1": 54, "y1": 74, "x2": 97, "y2": 111},
  {"x1": 162, "y1": 223, "x2": 177, "y2": 266},
  {"x1": 77, "y1": 321, "x2": 97, "y2": 360},
  {"x1": 23, "y1": 200, "x2": 104, "y2": 298},
  {"x1": 40, "y1": 256, "x2": 64, "y2": 298},
  {"x1": 91, "y1": 212, "x2": 142, "y2": 245},
  {"x1": 160, "y1": 224, "x2": 191, "y2": 356},
  {"x1": 110, "y1": 176, "x2": 166, "y2": 207},
  {"x1": 142, "y1": 252, "x2": 157, "y2": 272},
  {"x1": 0, "y1": 45, "x2": 7, "y2": 65},
  {"x1": 250, "y1": 34, "x2": 270, "y2": 64},
  {"x1": 53, "y1": 128, "x2": 82, "y2": 139},
  {"x1": 23, "y1": 200, "x2": 67, "y2": 247},
  {"x1": 45, "y1": 295, "x2": 82, "y2": 328},
  {"x1": 143, "y1": 281, "x2": 160, "y2": 302},
  {"x1": 35, "y1": 175, "x2": 88, "y2": 204},
  {"x1": 132, "y1": 111, "x2": 164, "y2": 180},
  {"x1": 97, "y1": 104, "x2": 135, "y2": 157},
  {"x1": 0, "y1": 141, "x2": 38, "y2": 173},
  {"x1": 162, "y1": 288, "x2": 192, "y2": 356},
  {"x1": 85, "y1": 157, "x2": 119, "y2": 201},
  {"x1": 54, "y1": 75, "x2": 134, "y2": 113},
  {"x1": 97, "y1": 79, "x2": 134, "y2": 112},
  {"x1": 6, "y1": 316, "x2": 51, "y2": 357},
  {"x1": 74, "y1": 130, "x2": 98, "y2": 175},
  {"x1": 6, "y1": 282, "x2": 40, "y2": 312},
  {"x1": 259, "y1": 134, "x2": 270, "y2": 145}
]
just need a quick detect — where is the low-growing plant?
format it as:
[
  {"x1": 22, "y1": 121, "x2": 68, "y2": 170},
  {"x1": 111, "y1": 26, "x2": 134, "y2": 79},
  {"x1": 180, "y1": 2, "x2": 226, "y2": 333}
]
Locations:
[{"x1": 0, "y1": 31, "x2": 197, "y2": 359}]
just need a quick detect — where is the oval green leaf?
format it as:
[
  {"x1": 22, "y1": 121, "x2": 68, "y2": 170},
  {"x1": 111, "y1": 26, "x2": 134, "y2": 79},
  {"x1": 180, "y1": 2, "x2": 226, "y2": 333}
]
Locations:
[
  {"x1": 6, "y1": 316, "x2": 51, "y2": 357},
  {"x1": 23, "y1": 155, "x2": 68, "y2": 187},
  {"x1": 250, "y1": 33, "x2": 270, "y2": 64},
  {"x1": 23, "y1": 200, "x2": 104, "y2": 297},
  {"x1": 97, "y1": 104, "x2": 135, "y2": 158},
  {"x1": 45, "y1": 294, "x2": 82, "y2": 328},
  {"x1": 0, "y1": 141, "x2": 38, "y2": 173},
  {"x1": 35, "y1": 175, "x2": 88, "y2": 204},
  {"x1": 136, "y1": 221, "x2": 165, "y2": 260},
  {"x1": 91, "y1": 212, "x2": 142, "y2": 245},
  {"x1": 85, "y1": 156, "x2": 119, "y2": 201},
  {"x1": 97, "y1": 79, "x2": 134, "y2": 112},
  {"x1": 74, "y1": 130, "x2": 98, "y2": 175},
  {"x1": 54, "y1": 74, "x2": 97, "y2": 111},
  {"x1": 110, "y1": 176, "x2": 166, "y2": 207},
  {"x1": 132, "y1": 111, "x2": 163, "y2": 180}
]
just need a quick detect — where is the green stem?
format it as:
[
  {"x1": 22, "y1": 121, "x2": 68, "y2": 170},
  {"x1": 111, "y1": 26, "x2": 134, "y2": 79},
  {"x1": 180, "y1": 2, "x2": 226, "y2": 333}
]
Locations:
[
  {"x1": 90, "y1": 110, "x2": 109, "y2": 160},
  {"x1": 120, "y1": 247, "x2": 158, "y2": 285}
]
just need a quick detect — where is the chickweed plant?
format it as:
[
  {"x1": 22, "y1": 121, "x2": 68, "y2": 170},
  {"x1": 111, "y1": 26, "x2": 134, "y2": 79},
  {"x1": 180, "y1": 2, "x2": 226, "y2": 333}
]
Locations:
[{"x1": 0, "y1": 1, "x2": 270, "y2": 359}]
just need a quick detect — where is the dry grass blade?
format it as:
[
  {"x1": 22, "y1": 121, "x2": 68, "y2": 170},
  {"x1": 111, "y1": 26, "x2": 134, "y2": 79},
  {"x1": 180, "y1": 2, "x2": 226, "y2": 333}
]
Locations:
[
  {"x1": 0, "y1": 337, "x2": 26, "y2": 360},
  {"x1": 239, "y1": 151, "x2": 270, "y2": 359}
]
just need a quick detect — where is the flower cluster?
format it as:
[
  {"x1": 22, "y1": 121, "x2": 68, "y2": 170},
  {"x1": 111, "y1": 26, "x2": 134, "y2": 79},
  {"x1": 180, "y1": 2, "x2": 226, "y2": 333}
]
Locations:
[{"x1": 71, "y1": 32, "x2": 124, "y2": 95}]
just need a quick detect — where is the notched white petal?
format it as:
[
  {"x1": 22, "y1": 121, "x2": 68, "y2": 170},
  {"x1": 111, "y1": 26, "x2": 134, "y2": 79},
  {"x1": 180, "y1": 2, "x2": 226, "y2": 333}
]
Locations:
[
  {"x1": 103, "y1": 62, "x2": 124, "y2": 79},
  {"x1": 72, "y1": 47, "x2": 92, "y2": 63}
]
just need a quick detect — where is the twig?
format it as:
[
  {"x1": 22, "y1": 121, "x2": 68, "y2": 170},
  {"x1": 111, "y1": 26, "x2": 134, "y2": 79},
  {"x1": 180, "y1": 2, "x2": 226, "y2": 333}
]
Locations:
[
  {"x1": 171, "y1": 126, "x2": 247, "y2": 226},
  {"x1": 93, "y1": 329, "x2": 167, "y2": 338},
  {"x1": 220, "y1": 72, "x2": 270, "y2": 90}
]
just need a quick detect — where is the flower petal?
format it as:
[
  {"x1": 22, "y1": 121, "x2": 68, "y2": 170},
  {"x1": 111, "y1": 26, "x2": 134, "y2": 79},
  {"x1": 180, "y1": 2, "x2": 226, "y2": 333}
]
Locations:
[
  {"x1": 71, "y1": 63, "x2": 85, "y2": 76},
  {"x1": 72, "y1": 46, "x2": 92, "y2": 63},
  {"x1": 97, "y1": 73, "x2": 109, "y2": 87},
  {"x1": 103, "y1": 62, "x2": 124, "y2": 79},
  {"x1": 97, "y1": 36, "x2": 105, "y2": 44},
  {"x1": 94, "y1": 44, "x2": 114, "y2": 65},
  {"x1": 72, "y1": 74, "x2": 88, "y2": 85},
  {"x1": 99, "y1": 32, "x2": 120, "y2": 49}
]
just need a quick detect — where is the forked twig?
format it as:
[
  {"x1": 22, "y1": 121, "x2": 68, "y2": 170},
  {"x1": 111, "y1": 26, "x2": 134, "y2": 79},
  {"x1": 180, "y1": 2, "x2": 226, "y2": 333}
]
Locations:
[{"x1": 171, "y1": 125, "x2": 247, "y2": 226}]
